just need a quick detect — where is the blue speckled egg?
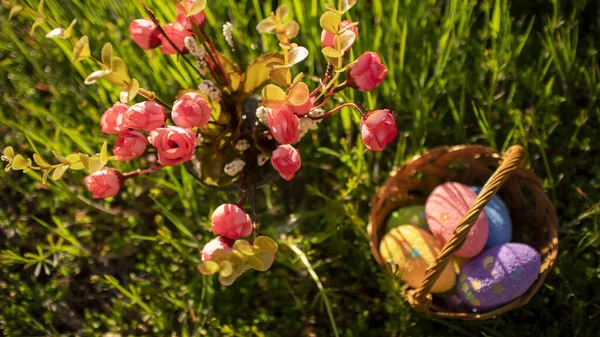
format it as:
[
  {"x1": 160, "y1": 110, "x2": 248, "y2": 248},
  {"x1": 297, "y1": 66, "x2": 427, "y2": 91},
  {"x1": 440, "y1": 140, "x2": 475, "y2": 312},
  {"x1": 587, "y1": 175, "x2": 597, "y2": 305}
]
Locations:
[
  {"x1": 457, "y1": 243, "x2": 541, "y2": 311},
  {"x1": 470, "y1": 186, "x2": 512, "y2": 249}
]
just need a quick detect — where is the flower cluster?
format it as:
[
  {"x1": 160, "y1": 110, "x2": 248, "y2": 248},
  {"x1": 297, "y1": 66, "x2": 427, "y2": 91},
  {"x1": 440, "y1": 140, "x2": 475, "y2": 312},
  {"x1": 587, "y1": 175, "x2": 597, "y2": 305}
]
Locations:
[{"x1": 3, "y1": 0, "x2": 398, "y2": 286}]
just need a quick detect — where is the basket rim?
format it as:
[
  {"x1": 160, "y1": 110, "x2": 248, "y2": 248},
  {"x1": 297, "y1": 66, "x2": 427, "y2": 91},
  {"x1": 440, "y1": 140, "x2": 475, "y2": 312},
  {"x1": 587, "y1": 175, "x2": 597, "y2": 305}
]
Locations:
[{"x1": 368, "y1": 144, "x2": 559, "y2": 320}]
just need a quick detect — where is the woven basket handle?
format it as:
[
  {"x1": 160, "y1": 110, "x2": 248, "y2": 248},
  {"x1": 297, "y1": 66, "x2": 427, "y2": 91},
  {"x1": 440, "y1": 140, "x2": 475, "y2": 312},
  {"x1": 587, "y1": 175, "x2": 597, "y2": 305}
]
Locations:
[{"x1": 408, "y1": 145, "x2": 527, "y2": 311}]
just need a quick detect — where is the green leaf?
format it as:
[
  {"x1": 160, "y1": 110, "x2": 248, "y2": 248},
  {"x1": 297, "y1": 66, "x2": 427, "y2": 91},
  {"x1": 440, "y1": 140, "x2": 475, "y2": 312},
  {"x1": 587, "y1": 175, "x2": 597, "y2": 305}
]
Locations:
[
  {"x1": 233, "y1": 240, "x2": 254, "y2": 256},
  {"x1": 63, "y1": 19, "x2": 77, "y2": 39},
  {"x1": 33, "y1": 153, "x2": 50, "y2": 167},
  {"x1": 30, "y1": 17, "x2": 45, "y2": 36},
  {"x1": 9, "y1": 6, "x2": 23, "y2": 19},
  {"x1": 52, "y1": 165, "x2": 69, "y2": 180},
  {"x1": 491, "y1": 0, "x2": 501, "y2": 38},
  {"x1": 100, "y1": 141, "x2": 108, "y2": 165},
  {"x1": 105, "y1": 57, "x2": 130, "y2": 86},
  {"x1": 2, "y1": 146, "x2": 15, "y2": 160},
  {"x1": 84, "y1": 69, "x2": 110, "y2": 85},
  {"x1": 101, "y1": 43, "x2": 113, "y2": 70},
  {"x1": 198, "y1": 261, "x2": 220, "y2": 275},
  {"x1": 189, "y1": 0, "x2": 206, "y2": 15},
  {"x1": 253, "y1": 236, "x2": 278, "y2": 254},
  {"x1": 37, "y1": 0, "x2": 45, "y2": 16},
  {"x1": 11, "y1": 155, "x2": 29, "y2": 170},
  {"x1": 72, "y1": 36, "x2": 90, "y2": 62}
]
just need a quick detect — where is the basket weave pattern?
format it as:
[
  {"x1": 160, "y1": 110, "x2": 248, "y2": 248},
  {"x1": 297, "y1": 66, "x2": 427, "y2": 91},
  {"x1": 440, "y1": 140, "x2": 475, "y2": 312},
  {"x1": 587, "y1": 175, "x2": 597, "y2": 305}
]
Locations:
[{"x1": 368, "y1": 145, "x2": 559, "y2": 320}]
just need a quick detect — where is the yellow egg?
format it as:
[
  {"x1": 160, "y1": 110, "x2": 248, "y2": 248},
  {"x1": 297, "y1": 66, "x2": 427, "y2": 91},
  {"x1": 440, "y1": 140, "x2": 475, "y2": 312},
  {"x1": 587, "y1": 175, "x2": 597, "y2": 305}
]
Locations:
[{"x1": 380, "y1": 225, "x2": 456, "y2": 293}]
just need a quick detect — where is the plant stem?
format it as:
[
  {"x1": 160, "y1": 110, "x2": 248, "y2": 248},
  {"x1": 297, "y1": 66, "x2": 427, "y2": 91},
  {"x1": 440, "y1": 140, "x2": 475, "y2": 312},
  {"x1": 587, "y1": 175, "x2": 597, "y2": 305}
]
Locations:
[
  {"x1": 138, "y1": 88, "x2": 173, "y2": 110},
  {"x1": 308, "y1": 102, "x2": 366, "y2": 120},
  {"x1": 122, "y1": 165, "x2": 165, "y2": 179},
  {"x1": 200, "y1": 28, "x2": 230, "y2": 86}
]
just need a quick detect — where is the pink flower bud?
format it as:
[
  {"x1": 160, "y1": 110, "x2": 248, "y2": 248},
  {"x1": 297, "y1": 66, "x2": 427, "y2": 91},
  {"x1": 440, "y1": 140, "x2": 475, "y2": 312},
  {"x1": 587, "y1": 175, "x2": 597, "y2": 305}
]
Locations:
[
  {"x1": 128, "y1": 19, "x2": 161, "y2": 50},
  {"x1": 84, "y1": 168, "x2": 122, "y2": 199},
  {"x1": 172, "y1": 93, "x2": 212, "y2": 128},
  {"x1": 201, "y1": 236, "x2": 234, "y2": 261},
  {"x1": 123, "y1": 101, "x2": 166, "y2": 132},
  {"x1": 100, "y1": 102, "x2": 128, "y2": 134},
  {"x1": 291, "y1": 96, "x2": 316, "y2": 116},
  {"x1": 149, "y1": 126, "x2": 196, "y2": 166},
  {"x1": 321, "y1": 20, "x2": 358, "y2": 52},
  {"x1": 113, "y1": 130, "x2": 148, "y2": 161},
  {"x1": 347, "y1": 52, "x2": 387, "y2": 92},
  {"x1": 211, "y1": 204, "x2": 253, "y2": 239},
  {"x1": 360, "y1": 109, "x2": 398, "y2": 152},
  {"x1": 176, "y1": 0, "x2": 207, "y2": 30},
  {"x1": 267, "y1": 105, "x2": 300, "y2": 145},
  {"x1": 271, "y1": 145, "x2": 301, "y2": 181},
  {"x1": 158, "y1": 22, "x2": 192, "y2": 55}
]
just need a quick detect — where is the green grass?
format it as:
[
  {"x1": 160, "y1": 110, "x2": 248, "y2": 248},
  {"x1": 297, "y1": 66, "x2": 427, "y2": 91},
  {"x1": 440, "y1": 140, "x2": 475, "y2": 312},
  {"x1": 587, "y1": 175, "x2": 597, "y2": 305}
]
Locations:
[{"x1": 1, "y1": 0, "x2": 600, "y2": 336}]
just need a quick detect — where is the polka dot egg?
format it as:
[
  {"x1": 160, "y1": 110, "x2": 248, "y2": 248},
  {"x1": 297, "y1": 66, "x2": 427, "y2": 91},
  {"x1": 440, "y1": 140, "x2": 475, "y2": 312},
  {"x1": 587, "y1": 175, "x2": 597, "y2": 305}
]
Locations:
[
  {"x1": 470, "y1": 186, "x2": 512, "y2": 249},
  {"x1": 379, "y1": 225, "x2": 456, "y2": 293},
  {"x1": 457, "y1": 243, "x2": 541, "y2": 311},
  {"x1": 425, "y1": 182, "x2": 489, "y2": 258}
]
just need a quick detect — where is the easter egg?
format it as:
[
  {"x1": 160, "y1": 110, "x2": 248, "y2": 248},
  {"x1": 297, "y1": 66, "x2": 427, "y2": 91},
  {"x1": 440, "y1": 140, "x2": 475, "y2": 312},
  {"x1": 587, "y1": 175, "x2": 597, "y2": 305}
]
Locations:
[
  {"x1": 385, "y1": 205, "x2": 428, "y2": 231},
  {"x1": 379, "y1": 225, "x2": 456, "y2": 293},
  {"x1": 425, "y1": 182, "x2": 489, "y2": 258},
  {"x1": 457, "y1": 243, "x2": 541, "y2": 311},
  {"x1": 452, "y1": 256, "x2": 470, "y2": 274},
  {"x1": 470, "y1": 186, "x2": 512, "y2": 249}
]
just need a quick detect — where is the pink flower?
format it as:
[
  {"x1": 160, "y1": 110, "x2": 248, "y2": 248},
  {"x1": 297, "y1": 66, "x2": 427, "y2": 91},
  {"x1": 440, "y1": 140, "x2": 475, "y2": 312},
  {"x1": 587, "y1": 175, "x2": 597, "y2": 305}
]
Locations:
[
  {"x1": 113, "y1": 130, "x2": 148, "y2": 161},
  {"x1": 291, "y1": 96, "x2": 316, "y2": 116},
  {"x1": 128, "y1": 19, "x2": 161, "y2": 50},
  {"x1": 321, "y1": 20, "x2": 357, "y2": 51},
  {"x1": 172, "y1": 93, "x2": 212, "y2": 128},
  {"x1": 201, "y1": 236, "x2": 234, "y2": 261},
  {"x1": 360, "y1": 109, "x2": 398, "y2": 152},
  {"x1": 84, "y1": 168, "x2": 122, "y2": 199},
  {"x1": 211, "y1": 204, "x2": 253, "y2": 239},
  {"x1": 347, "y1": 52, "x2": 387, "y2": 92},
  {"x1": 100, "y1": 102, "x2": 128, "y2": 134},
  {"x1": 271, "y1": 145, "x2": 301, "y2": 181},
  {"x1": 267, "y1": 105, "x2": 300, "y2": 145},
  {"x1": 158, "y1": 22, "x2": 192, "y2": 55},
  {"x1": 123, "y1": 101, "x2": 166, "y2": 132},
  {"x1": 149, "y1": 126, "x2": 196, "y2": 166},
  {"x1": 176, "y1": 0, "x2": 207, "y2": 30}
]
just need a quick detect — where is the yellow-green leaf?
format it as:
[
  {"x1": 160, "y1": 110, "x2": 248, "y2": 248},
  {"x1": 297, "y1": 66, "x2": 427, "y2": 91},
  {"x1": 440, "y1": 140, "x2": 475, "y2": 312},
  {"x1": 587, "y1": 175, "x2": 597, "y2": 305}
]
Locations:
[
  {"x1": 66, "y1": 154, "x2": 85, "y2": 170},
  {"x1": 210, "y1": 249, "x2": 230, "y2": 263},
  {"x1": 63, "y1": 19, "x2": 77, "y2": 39},
  {"x1": 340, "y1": 0, "x2": 358, "y2": 12},
  {"x1": 189, "y1": 0, "x2": 206, "y2": 15},
  {"x1": 253, "y1": 236, "x2": 279, "y2": 254},
  {"x1": 87, "y1": 157, "x2": 104, "y2": 174},
  {"x1": 52, "y1": 165, "x2": 69, "y2": 180},
  {"x1": 42, "y1": 168, "x2": 50, "y2": 184},
  {"x1": 218, "y1": 273, "x2": 238, "y2": 286},
  {"x1": 30, "y1": 17, "x2": 45, "y2": 36},
  {"x1": 105, "y1": 57, "x2": 130, "y2": 86},
  {"x1": 100, "y1": 141, "x2": 108, "y2": 165},
  {"x1": 101, "y1": 43, "x2": 113, "y2": 70},
  {"x1": 246, "y1": 255, "x2": 265, "y2": 271},
  {"x1": 233, "y1": 240, "x2": 254, "y2": 256},
  {"x1": 254, "y1": 250, "x2": 275, "y2": 271},
  {"x1": 120, "y1": 79, "x2": 139, "y2": 103},
  {"x1": 319, "y1": 11, "x2": 341, "y2": 34},
  {"x1": 288, "y1": 46, "x2": 308, "y2": 66},
  {"x1": 338, "y1": 29, "x2": 356, "y2": 51},
  {"x1": 218, "y1": 261, "x2": 233, "y2": 277},
  {"x1": 9, "y1": 6, "x2": 23, "y2": 19},
  {"x1": 256, "y1": 17, "x2": 276, "y2": 34},
  {"x1": 228, "y1": 250, "x2": 246, "y2": 266},
  {"x1": 261, "y1": 84, "x2": 286, "y2": 108},
  {"x1": 33, "y1": 153, "x2": 49, "y2": 167},
  {"x1": 292, "y1": 72, "x2": 304, "y2": 84},
  {"x1": 275, "y1": 4, "x2": 289, "y2": 20},
  {"x1": 72, "y1": 36, "x2": 90, "y2": 62},
  {"x1": 37, "y1": 0, "x2": 45, "y2": 15},
  {"x1": 286, "y1": 82, "x2": 309, "y2": 106},
  {"x1": 198, "y1": 261, "x2": 220, "y2": 275},
  {"x1": 52, "y1": 150, "x2": 70, "y2": 164},
  {"x1": 269, "y1": 66, "x2": 291, "y2": 88},
  {"x1": 78, "y1": 153, "x2": 90, "y2": 169},
  {"x1": 284, "y1": 21, "x2": 299, "y2": 40},
  {"x1": 3, "y1": 146, "x2": 15, "y2": 161},
  {"x1": 322, "y1": 47, "x2": 344, "y2": 58},
  {"x1": 84, "y1": 69, "x2": 110, "y2": 85},
  {"x1": 11, "y1": 155, "x2": 29, "y2": 170},
  {"x1": 241, "y1": 53, "x2": 285, "y2": 95}
]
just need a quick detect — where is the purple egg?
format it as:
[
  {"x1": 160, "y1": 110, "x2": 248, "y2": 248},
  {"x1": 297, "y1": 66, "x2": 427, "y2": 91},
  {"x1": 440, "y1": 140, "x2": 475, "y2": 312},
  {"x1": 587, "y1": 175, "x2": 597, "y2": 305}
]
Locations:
[{"x1": 457, "y1": 243, "x2": 541, "y2": 311}]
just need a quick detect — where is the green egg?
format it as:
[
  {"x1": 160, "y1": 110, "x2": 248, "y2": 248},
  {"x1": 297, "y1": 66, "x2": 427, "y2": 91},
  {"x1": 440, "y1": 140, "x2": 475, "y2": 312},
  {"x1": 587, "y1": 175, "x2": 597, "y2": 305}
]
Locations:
[{"x1": 385, "y1": 205, "x2": 428, "y2": 232}]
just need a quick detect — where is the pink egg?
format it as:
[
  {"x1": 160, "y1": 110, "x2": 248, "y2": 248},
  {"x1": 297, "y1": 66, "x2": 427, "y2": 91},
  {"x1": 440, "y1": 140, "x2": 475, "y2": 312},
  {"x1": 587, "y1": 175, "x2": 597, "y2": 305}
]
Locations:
[{"x1": 425, "y1": 182, "x2": 489, "y2": 258}]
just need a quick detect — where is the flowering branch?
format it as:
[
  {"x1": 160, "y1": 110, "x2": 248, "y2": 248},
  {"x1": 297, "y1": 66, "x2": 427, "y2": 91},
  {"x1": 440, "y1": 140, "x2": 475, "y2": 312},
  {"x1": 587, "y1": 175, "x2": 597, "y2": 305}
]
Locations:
[{"x1": 122, "y1": 165, "x2": 165, "y2": 179}]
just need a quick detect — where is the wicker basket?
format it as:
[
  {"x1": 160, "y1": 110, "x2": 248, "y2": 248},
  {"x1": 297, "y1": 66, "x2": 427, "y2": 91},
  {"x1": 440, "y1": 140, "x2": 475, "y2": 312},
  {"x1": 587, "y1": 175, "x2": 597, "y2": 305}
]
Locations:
[{"x1": 368, "y1": 145, "x2": 558, "y2": 320}]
